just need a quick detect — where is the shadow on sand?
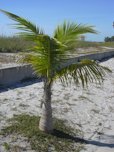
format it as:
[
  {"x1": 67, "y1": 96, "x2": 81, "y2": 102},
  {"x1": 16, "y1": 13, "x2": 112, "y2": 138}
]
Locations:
[
  {"x1": 53, "y1": 129, "x2": 114, "y2": 148},
  {"x1": 0, "y1": 78, "x2": 42, "y2": 93}
]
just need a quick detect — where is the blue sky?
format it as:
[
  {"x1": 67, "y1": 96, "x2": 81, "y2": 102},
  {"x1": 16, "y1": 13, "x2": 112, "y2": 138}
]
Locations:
[{"x1": 0, "y1": 0, "x2": 114, "y2": 41}]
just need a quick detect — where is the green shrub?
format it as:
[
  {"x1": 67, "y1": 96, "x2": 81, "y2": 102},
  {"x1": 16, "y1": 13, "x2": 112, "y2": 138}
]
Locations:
[{"x1": 0, "y1": 36, "x2": 33, "y2": 53}]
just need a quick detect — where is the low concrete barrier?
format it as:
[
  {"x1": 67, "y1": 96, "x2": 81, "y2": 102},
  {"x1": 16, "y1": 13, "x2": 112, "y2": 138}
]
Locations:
[
  {"x1": 0, "y1": 64, "x2": 35, "y2": 86},
  {"x1": 0, "y1": 50, "x2": 114, "y2": 87},
  {"x1": 64, "y1": 50, "x2": 114, "y2": 66}
]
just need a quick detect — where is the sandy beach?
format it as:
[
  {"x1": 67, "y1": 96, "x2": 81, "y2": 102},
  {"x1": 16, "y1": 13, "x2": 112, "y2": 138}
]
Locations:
[{"x1": 0, "y1": 57, "x2": 114, "y2": 152}]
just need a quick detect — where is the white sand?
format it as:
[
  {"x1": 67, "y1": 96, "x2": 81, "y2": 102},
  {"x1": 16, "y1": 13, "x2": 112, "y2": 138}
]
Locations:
[{"x1": 0, "y1": 58, "x2": 114, "y2": 152}]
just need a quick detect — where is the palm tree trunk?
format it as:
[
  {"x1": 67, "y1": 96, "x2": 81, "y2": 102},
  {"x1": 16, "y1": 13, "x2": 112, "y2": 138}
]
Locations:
[{"x1": 39, "y1": 78, "x2": 53, "y2": 133}]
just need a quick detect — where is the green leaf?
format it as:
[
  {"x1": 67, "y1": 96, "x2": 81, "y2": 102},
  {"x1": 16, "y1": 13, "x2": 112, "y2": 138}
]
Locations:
[
  {"x1": 53, "y1": 59, "x2": 111, "y2": 87},
  {"x1": 0, "y1": 9, "x2": 43, "y2": 40}
]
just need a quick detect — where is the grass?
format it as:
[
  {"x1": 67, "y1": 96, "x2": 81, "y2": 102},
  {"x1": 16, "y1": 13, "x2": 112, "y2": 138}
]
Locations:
[
  {"x1": 74, "y1": 41, "x2": 100, "y2": 48},
  {"x1": 0, "y1": 36, "x2": 33, "y2": 53},
  {"x1": 0, "y1": 36, "x2": 114, "y2": 54},
  {"x1": 101, "y1": 42, "x2": 114, "y2": 48},
  {"x1": 1, "y1": 35, "x2": 114, "y2": 55},
  {"x1": 76, "y1": 41, "x2": 114, "y2": 49},
  {"x1": 0, "y1": 36, "x2": 101, "y2": 53},
  {"x1": 0, "y1": 114, "x2": 85, "y2": 152},
  {"x1": 3, "y1": 142, "x2": 10, "y2": 151}
]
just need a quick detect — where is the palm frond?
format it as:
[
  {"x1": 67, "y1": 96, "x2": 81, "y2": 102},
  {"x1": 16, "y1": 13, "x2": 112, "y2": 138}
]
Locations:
[
  {"x1": 54, "y1": 21, "x2": 97, "y2": 46},
  {"x1": 0, "y1": 9, "x2": 43, "y2": 39},
  {"x1": 19, "y1": 52, "x2": 48, "y2": 77},
  {"x1": 52, "y1": 59, "x2": 111, "y2": 87},
  {"x1": 19, "y1": 37, "x2": 65, "y2": 78}
]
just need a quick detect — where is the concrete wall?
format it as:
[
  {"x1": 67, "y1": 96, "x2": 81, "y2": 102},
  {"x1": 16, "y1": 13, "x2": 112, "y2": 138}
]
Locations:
[
  {"x1": 64, "y1": 50, "x2": 114, "y2": 66},
  {"x1": 0, "y1": 65, "x2": 35, "y2": 86},
  {"x1": 0, "y1": 50, "x2": 114, "y2": 86}
]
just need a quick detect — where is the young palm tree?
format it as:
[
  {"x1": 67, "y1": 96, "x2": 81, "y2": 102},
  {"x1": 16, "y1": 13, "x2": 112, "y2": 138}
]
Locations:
[{"x1": 0, "y1": 9, "x2": 111, "y2": 133}]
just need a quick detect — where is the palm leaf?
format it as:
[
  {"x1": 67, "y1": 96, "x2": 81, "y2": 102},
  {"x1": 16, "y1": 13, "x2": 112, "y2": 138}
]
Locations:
[
  {"x1": 0, "y1": 9, "x2": 43, "y2": 39},
  {"x1": 54, "y1": 21, "x2": 97, "y2": 46},
  {"x1": 20, "y1": 38, "x2": 66, "y2": 79},
  {"x1": 53, "y1": 59, "x2": 111, "y2": 87}
]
